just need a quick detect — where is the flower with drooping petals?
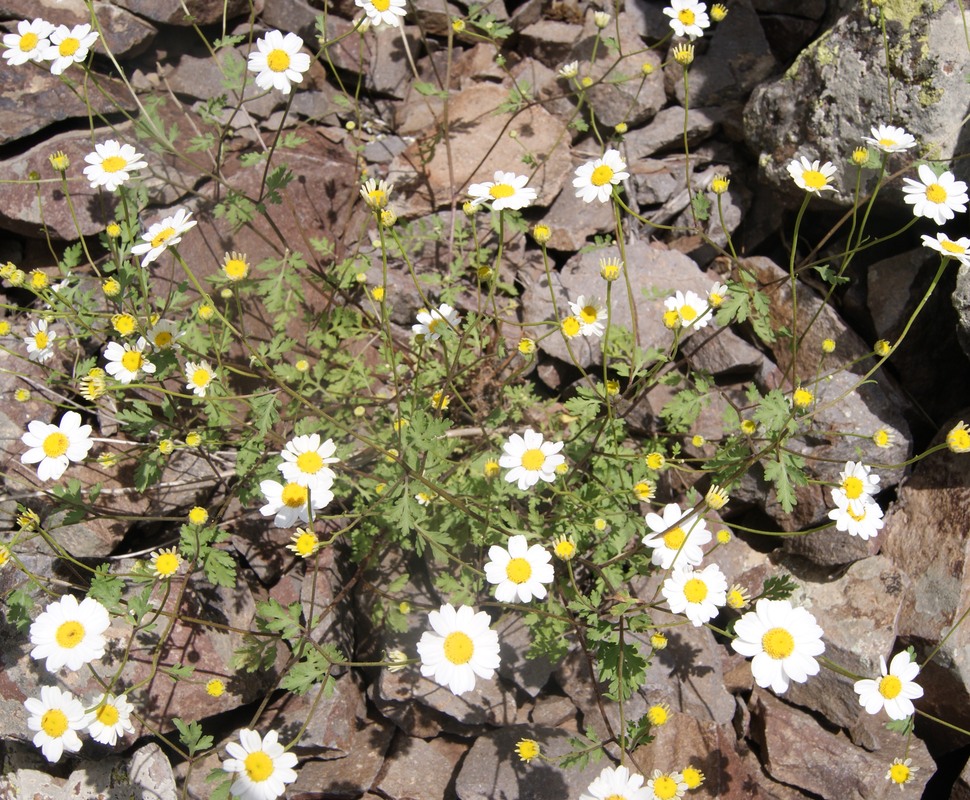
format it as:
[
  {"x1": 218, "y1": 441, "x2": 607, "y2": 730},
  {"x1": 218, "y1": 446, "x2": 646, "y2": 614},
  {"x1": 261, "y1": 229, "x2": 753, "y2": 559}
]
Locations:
[
  {"x1": 131, "y1": 209, "x2": 196, "y2": 267},
  {"x1": 642, "y1": 502, "x2": 711, "y2": 569}
]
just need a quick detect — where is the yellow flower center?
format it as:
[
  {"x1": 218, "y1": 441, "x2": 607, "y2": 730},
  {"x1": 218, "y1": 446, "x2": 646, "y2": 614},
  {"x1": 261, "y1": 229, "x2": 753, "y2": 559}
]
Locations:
[
  {"x1": 244, "y1": 751, "x2": 275, "y2": 782},
  {"x1": 561, "y1": 316, "x2": 581, "y2": 337},
  {"x1": 554, "y1": 540, "x2": 575, "y2": 559},
  {"x1": 802, "y1": 169, "x2": 827, "y2": 189},
  {"x1": 155, "y1": 552, "x2": 180, "y2": 576},
  {"x1": 761, "y1": 627, "x2": 795, "y2": 659},
  {"x1": 682, "y1": 767, "x2": 703, "y2": 788},
  {"x1": 941, "y1": 239, "x2": 966, "y2": 254},
  {"x1": 949, "y1": 429, "x2": 970, "y2": 451},
  {"x1": 372, "y1": 0, "x2": 392, "y2": 10},
  {"x1": 878, "y1": 674, "x2": 903, "y2": 699},
  {"x1": 96, "y1": 703, "x2": 119, "y2": 726},
  {"x1": 43, "y1": 432, "x2": 70, "y2": 458},
  {"x1": 281, "y1": 483, "x2": 308, "y2": 508},
  {"x1": 34, "y1": 331, "x2": 49, "y2": 349},
  {"x1": 889, "y1": 763, "x2": 910, "y2": 785},
  {"x1": 427, "y1": 318, "x2": 442, "y2": 335},
  {"x1": 19, "y1": 32, "x2": 39, "y2": 51},
  {"x1": 878, "y1": 137, "x2": 896, "y2": 147},
  {"x1": 590, "y1": 164, "x2": 614, "y2": 186},
  {"x1": 41, "y1": 709, "x2": 68, "y2": 738},
  {"x1": 678, "y1": 9, "x2": 696, "y2": 24},
  {"x1": 727, "y1": 589, "x2": 745, "y2": 609},
  {"x1": 847, "y1": 504, "x2": 867, "y2": 522},
  {"x1": 121, "y1": 350, "x2": 143, "y2": 373},
  {"x1": 652, "y1": 776, "x2": 679, "y2": 800},
  {"x1": 443, "y1": 630, "x2": 474, "y2": 664},
  {"x1": 154, "y1": 331, "x2": 173, "y2": 348},
  {"x1": 100, "y1": 156, "x2": 127, "y2": 173},
  {"x1": 55, "y1": 620, "x2": 85, "y2": 648},
  {"x1": 58, "y1": 37, "x2": 80, "y2": 57},
  {"x1": 647, "y1": 705, "x2": 668, "y2": 725},
  {"x1": 662, "y1": 527, "x2": 686, "y2": 549},
  {"x1": 505, "y1": 557, "x2": 532, "y2": 584},
  {"x1": 520, "y1": 448, "x2": 546, "y2": 471},
  {"x1": 296, "y1": 451, "x2": 324, "y2": 474},
  {"x1": 605, "y1": 795, "x2": 627, "y2": 800},
  {"x1": 580, "y1": 305, "x2": 598, "y2": 323},
  {"x1": 679, "y1": 304, "x2": 698, "y2": 321},
  {"x1": 842, "y1": 476, "x2": 863, "y2": 500},
  {"x1": 113, "y1": 315, "x2": 136, "y2": 334},
  {"x1": 150, "y1": 227, "x2": 176, "y2": 249},
  {"x1": 206, "y1": 679, "x2": 225, "y2": 697},
  {"x1": 192, "y1": 368, "x2": 210, "y2": 388},
  {"x1": 489, "y1": 183, "x2": 515, "y2": 199},
  {"x1": 224, "y1": 258, "x2": 248, "y2": 279},
  {"x1": 683, "y1": 577, "x2": 708, "y2": 603},
  {"x1": 925, "y1": 183, "x2": 947, "y2": 203},
  {"x1": 295, "y1": 532, "x2": 317, "y2": 555},
  {"x1": 266, "y1": 49, "x2": 291, "y2": 72}
]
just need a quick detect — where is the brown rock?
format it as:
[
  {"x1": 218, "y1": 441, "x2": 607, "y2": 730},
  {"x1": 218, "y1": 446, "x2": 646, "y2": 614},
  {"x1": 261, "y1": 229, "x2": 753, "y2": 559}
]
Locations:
[
  {"x1": 263, "y1": 673, "x2": 365, "y2": 757},
  {"x1": 376, "y1": 734, "x2": 468, "y2": 800},
  {"x1": 289, "y1": 718, "x2": 394, "y2": 799},
  {"x1": 518, "y1": 19, "x2": 583, "y2": 68},
  {"x1": 112, "y1": 0, "x2": 250, "y2": 26},
  {"x1": 388, "y1": 83, "x2": 572, "y2": 217}
]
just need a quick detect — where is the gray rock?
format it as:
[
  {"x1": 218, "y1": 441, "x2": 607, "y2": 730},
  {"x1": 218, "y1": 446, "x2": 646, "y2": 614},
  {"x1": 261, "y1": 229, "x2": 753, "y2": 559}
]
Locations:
[
  {"x1": 520, "y1": 241, "x2": 713, "y2": 370},
  {"x1": 623, "y1": 106, "x2": 726, "y2": 158},
  {"x1": 538, "y1": 165, "x2": 616, "y2": 250},
  {"x1": 688, "y1": 326, "x2": 765, "y2": 377},
  {"x1": 518, "y1": 20, "x2": 583, "y2": 68},
  {"x1": 745, "y1": 2, "x2": 970, "y2": 206},
  {"x1": 666, "y1": 0, "x2": 777, "y2": 108},
  {"x1": 455, "y1": 725, "x2": 608, "y2": 800},
  {"x1": 495, "y1": 612, "x2": 554, "y2": 698},
  {"x1": 955, "y1": 261, "x2": 970, "y2": 359},
  {"x1": 112, "y1": 0, "x2": 250, "y2": 25},
  {"x1": 288, "y1": 718, "x2": 394, "y2": 799},
  {"x1": 263, "y1": 673, "x2": 365, "y2": 757},
  {"x1": 128, "y1": 743, "x2": 179, "y2": 800}
]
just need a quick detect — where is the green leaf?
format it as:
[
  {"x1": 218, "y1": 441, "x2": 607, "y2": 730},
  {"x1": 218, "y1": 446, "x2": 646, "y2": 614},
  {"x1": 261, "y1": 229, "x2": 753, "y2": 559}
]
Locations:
[
  {"x1": 231, "y1": 636, "x2": 279, "y2": 673},
  {"x1": 173, "y1": 718, "x2": 214, "y2": 757},
  {"x1": 763, "y1": 451, "x2": 807, "y2": 513},
  {"x1": 204, "y1": 768, "x2": 233, "y2": 800},
  {"x1": 203, "y1": 548, "x2": 237, "y2": 588},
  {"x1": 88, "y1": 564, "x2": 124, "y2": 612},
  {"x1": 660, "y1": 388, "x2": 702, "y2": 433},
  {"x1": 255, "y1": 598, "x2": 304, "y2": 643},
  {"x1": 753, "y1": 389, "x2": 794, "y2": 435},
  {"x1": 280, "y1": 648, "x2": 332, "y2": 695},
  {"x1": 3, "y1": 588, "x2": 33, "y2": 633},
  {"x1": 813, "y1": 264, "x2": 849, "y2": 286},
  {"x1": 163, "y1": 663, "x2": 195, "y2": 681},
  {"x1": 414, "y1": 81, "x2": 449, "y2": 98},
  {"x1": 691, "y1": 191, "x2": 711, "y2": 221},
  {"x1": 760, "y1": 573, "x2": 798, "y2": 601}
]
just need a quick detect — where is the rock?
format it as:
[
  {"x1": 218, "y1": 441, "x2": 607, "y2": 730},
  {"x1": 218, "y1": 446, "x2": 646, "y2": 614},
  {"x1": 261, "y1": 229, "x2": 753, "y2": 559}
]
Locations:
[
  {"x1": 623, "y1": 107, "x2": 726, "y2": 158},
  {"x1": 127, "y1": 743, "x2": 179, "y2": 800},
  {"x1": 749, "y1": 689, "x2": 932, "y2": 799},
  {"x1": 495, "y1": 612, "x2": 554, "y2": 698},
  {"x1": 289, "y1": 718, "x2": 394, "y2": 799},
  {"x1": 688, "y1": 327, "x2": 765, "y2": 378},
  {"x1": 518, "y1": 20, "x2": 583, "y2": 68},
  {"x1": 630, "y1": 156, "x2": 684, "y2": 207},
  {"x1": 567, "y1": 13, "x2": 665, "y2": 129},
  {"x1": 520, "y1": 241, "x2": 713, "y2": 370},
  {"x1": 882, "y1": 419, "x2": 970, "y2": 753},
  {"x1": 537, "y1": 164, "x2": 616, "y2": 250},
  {"x1": 666, "y1": 0, "x2": 777, "y2": 109},
  {"x1": 112, "y1": 0, "x2": 250, "y2": 26},
  {"x1": 263, "y1": 673, "x2": 365, "y2": 757},
  {"x1": 388, "y1": 83, "x2": 573, "y2": 217},
  {"x1": 376, "y1": 734, "x2": 468, "y2": 800},
  {"x1": 955, "y1": 261, "x2": 970, "y2": 359},
  {"x1": 744, "y1": 2, "x2": 970, "y2": 206},
  {"x1": 454, "y1": 725, "x2": 608, "y2": 800}
]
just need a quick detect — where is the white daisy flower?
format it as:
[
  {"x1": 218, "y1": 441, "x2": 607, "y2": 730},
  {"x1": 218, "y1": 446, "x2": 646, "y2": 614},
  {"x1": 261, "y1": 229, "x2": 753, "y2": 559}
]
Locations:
[
  {"x1": 355, "y1": 0, "x2": 407, "y2": 28},
  {"x1": 864, "y1": 124, "x2": 917, "y2": 153},
  {"x1": 2, "y1": 18, "x2": 55, "y2": 65},
  {"x1": 573, "y1": 149, "x2": 629, "y2": 204},
  {"x1": 86, "y1": 693, "x2": 135, "y2": 746},
  {"x1": 830, "y1": 460, "x2": 880, "y2": 509},
  {"x1": 661, "y1": 563, "x2": 727, "y2": 627},
  {"x1": 145, "y1": 318, "x2": 182, "y2": 350},
  {"x1": 731, "y1": 598, "x2": 825, "y2": 694},
  {"x1": 42, "y1": 23, "x2": 99, "y2": 75},
  {"x1": 663, "y1": 0, "x2": 710, "y2": 40},
  {"x1": 559, "y1": 60, "x2": 579, "y2": 78},
  {"x1": 184, "y1": 360, "x2": 215, "y2": 398},
  {"x1": 24, "y1": 686, "x2": 88, "y2": 763},
  {"x1": 21, "y1": 410, "x2": 94, "y2": 482},
  {"x1": 412, "y1": 303, "x2": 460, "y2": 341},
  {"x1": 707, "y1": 281, "x2": 728, "y2": 308},
  {"x1": 568, "y1": 295, "x2": 608, "y2": 337},
  {"x1": 663, "y1": 289, "x2": 712, "y2": 330},
  {"x1": 854, "y1": 651, "x2": 923, "y2": 721},
  {"x1": 642, "y1": 502, "x2": 711, "y2": 570},
  {"x1": 29, "y1": 593, "x2": 110, "y2": 672},
  {"x1": 828, "y1": 493, "x2": 884, "y2": 541},
  {"x1": 131, "y1": 209, "x2": 197, "y2": 267},
  {"x1": 416, "y1": 603, "x2": 501, "y2": 695},
  {"x1": 259, "y1": 479, "x2": 333, "y2": 528},
  {"x1": 645, "y1": 769, "x2": 688, "y2": 800},
  {"x1": 579, "y1": 764, "x2": 650, "y2": 800},
  {"x1": 360, "y1": 177, "x2": 392, "y2": 210},
  {"x1": 787, "y1": 156, "x2": 837, "y2": 194},
  {"x1": 222, "y1": 729, "x2": 298, "y2": 800},
  {"x1": 902, "y1": 164, "x2": 969, "y2": 225},
  {"x1": 104, "y1": 337, "x2": 155, "y2": 384},
  {"x1": 247, "y1": 30, "x2": 311, "y2": 95},
  {"x1": 278, "y1": 433, "x2": 339, "y2": 492},
  {"x1": 467, "y1": 171, "x2": 537, "y2": 211},
  {"x1": 921, "y1": 232, "x2": 970, "y2": 266},
  {"x1": 83, "y1": 140, "x2": 148, "y2": 192},
  {"x1": 24, "y1": 318, "x2": 56, "y2": 362},
  {"x1": 498, "y1": 428, "x2": 565, "y2": 491},
  {"x1": 484, "y1": 534, "x2": 555, "y2": 603}
]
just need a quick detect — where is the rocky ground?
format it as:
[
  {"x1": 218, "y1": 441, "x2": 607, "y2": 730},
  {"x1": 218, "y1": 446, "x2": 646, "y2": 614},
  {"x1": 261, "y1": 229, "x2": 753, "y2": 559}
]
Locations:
[{"x1": 2, "y1": 0, "x2": 970, "y2": 798}]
